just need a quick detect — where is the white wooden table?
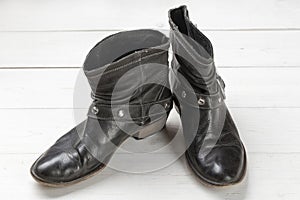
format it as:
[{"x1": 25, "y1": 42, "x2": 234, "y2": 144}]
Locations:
[{"x1": 0, "y1": 0, "x2": 299, "y2": 199}]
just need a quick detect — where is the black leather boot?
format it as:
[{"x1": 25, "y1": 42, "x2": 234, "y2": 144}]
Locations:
[
  {"x1": 30, "y1": 30, "x2": 172, "y2": 187},
  {"x1": 168, "y1": 6, "x2": 247, "y2": 186}
]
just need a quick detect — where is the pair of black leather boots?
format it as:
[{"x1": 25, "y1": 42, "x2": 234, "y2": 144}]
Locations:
[{"x1": 31, "y1": 6, "x2": 246, "y2": 187}]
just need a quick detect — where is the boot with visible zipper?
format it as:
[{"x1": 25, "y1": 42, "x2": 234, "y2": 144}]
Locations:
[
  {"x1": 168, "y1": 6, "x2": 247, "y2": 186},
  {"x1": 30, "y1": 29, "x2": 172, "y2": 187}
]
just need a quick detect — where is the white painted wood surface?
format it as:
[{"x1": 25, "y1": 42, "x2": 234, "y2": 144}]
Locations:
[
  {"x1": 0, "y1": 0, "x2": 299, "y2": 199},
  {"x1": 0, "y1": 0, "x2": 299, "y2": 30},
  {"x1": 1, "y1": 31, "x2": 299, "y2": 68}
]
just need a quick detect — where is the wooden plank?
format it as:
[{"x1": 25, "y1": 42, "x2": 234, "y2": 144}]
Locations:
[
  {"x1": 220, "y1": 67, "x2": 300, "y2": 108},
  {"x1": 0, "y1": 153, "x2": 299, "y2": 200},
  {"x1": 0, "y1": 0, "x2": 299, "y2": 31},
  {"x1": 0, "y1": 108, "x2": 299, "y2": 154},
  {"x1": 0, "y1": 31, "x2": 114, "y2": 68},
  {"x1": 0, "y1": 31, "x2": 299, "y2": 68},
  {"x1": 0, "y1": 68, "x2": 299, "y2": 108},
  {"x1": 0, "y1": 69, "x2": 79, "y2": 108}
]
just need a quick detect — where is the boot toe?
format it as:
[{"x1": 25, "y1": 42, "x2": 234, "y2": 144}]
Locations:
[
  {"x1": 187, "y1": 145, "x2": 246, "y2": 186},
  {"x1": 31, "y1": 151, "x2": 81, "y2": 184}
]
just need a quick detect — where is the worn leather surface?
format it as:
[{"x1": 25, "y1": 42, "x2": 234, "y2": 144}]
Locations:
[
  {"x1": 31, "y1": 30, "x2": 172, "y2": 185},
  {"x1": 169, "y1": 6, "x2": 247, "y2": 186}
]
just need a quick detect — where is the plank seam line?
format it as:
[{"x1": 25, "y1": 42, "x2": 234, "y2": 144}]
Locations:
[
  {"x1": 1, "y1": 28, "x2": 300, "y2": 33},
  {"x1": 0, "y1": 66, "x2": 300, "y2": 69}
]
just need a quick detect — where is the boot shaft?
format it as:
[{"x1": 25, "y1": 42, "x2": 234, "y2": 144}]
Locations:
[
  {"x1": 84, "y1": 29, "x2": 170, "y2": 105},
  {"x1": 83, "y1": 30, "x2": 172, "y2": 122},
  {"x1": 169, "y1": 6, "x2": 218, "y2": 95}
]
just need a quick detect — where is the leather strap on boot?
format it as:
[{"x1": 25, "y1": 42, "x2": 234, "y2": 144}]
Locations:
[
  {"x1": 172, "y1": 71, "x2": 226, "y2": 109},
  {"x1": 87, "y1": 94, "x2": 173, "y2": 122}
]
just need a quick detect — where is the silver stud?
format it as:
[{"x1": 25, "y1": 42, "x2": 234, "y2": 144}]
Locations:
[
  {"x1": 198, "y1": 97, "x2": 205, "y2": 105},
  {"x1": 164, "y1": 102, "x2": 170, "y2": 109},
  {"x1": 92, "y1": 106, "x2": 99, "y2": 114},
  {"x1": 118, "y1": 109, "x2": 125, "y2": 118},
  {"x1": 182, "y1": 91, "x2": 186, "y2": 98}
]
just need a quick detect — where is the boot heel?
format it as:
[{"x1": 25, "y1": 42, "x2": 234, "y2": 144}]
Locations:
[{"x1": 132, "y1": 117, "x2": 167, "y2": 140}]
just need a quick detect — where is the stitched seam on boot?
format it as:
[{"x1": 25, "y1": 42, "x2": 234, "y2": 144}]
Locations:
[{"x1": 86, "y1": 51, "x2": 166, "y2": 78}]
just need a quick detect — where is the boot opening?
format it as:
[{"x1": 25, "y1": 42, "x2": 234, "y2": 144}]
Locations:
[
  {"x1": 84, "y1": 30, "x2": 168, "y2": 71},
  {"x1": 169, "y1": 6, "x2": 213, "y2": 58}
]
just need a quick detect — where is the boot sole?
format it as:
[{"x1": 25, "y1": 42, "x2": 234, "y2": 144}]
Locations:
[
  {"x1": 30, "y1": 163, "x2": 106, "y2": 187},
  {"x1": 30, "y1": 116, "x2": 167, "y2": 187}
]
